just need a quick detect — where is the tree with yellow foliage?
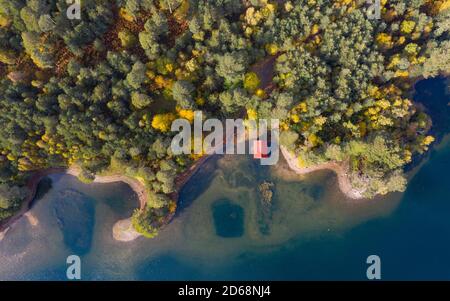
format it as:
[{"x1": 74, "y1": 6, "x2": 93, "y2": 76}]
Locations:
[
  {"x1": 376, "y1": 33, "x2": 393, "y2": 49},
  {"x1": 152, "y1": 113, "x2": 177, "y2": 133},
  {"x1": 400, "y1": 20, "x2": 416, "y2": 34},
  {"x1": 177, "y1": 108, "x2": 195, "y2": 123}
]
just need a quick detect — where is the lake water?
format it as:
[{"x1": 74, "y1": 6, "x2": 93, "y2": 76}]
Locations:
[{"x1": 0, "y1": 78, "x2": 449, "y2": 280}]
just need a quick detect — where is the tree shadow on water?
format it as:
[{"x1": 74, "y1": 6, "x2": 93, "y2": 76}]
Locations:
[
  {"x1": 414, "y1": 77, "x2": 450, "y2": 141},
  {"x1": 175, "y1": 155, "x2": 221, "y2": 216},
  {"x1": 29, "y1": 176, "x2": 53, "y2": 209},
  {"x1": 407, "y1": 77, "x2": 450, "y2": 172}
]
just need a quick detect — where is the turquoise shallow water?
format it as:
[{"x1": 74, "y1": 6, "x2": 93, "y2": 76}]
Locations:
[{"x1": 0, "y1": 78, "x2": 449, "y2": 280}]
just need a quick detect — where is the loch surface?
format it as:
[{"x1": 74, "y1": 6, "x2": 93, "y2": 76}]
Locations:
[{"x1": 0, "y1": 78, "x2": 449, "y2": 280}]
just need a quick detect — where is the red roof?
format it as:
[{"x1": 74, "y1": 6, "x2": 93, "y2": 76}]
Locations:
[{"x1": 253, "y1": 140, "x2": 269, "y2": 159}]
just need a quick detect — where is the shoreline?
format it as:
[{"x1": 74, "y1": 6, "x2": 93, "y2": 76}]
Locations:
[
  {"x1": 164, "y1": 155, "x2": 214, "y2": 225},
  {"x1": 0, "y1": 134, "x2": 444, "y2": 242},
  {"x1": 0, "y1": 168, "x2": 65, "y2": 239},
  {"x1": 280, "y1": 146, "x2": 365, "y2": 200},
  {"x1": 0, "y1": 156, "x2": 213, "y2": 243},
  {"x1": 0, "y1": 166, "x2": 148, "y2": 242}
]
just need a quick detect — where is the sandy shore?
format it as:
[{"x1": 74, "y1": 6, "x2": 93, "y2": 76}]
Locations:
[
  {"x1": 0, "y1": 155, "x2": 213, "y2": 243},
  {"x1": 112, "y1": 218, "x2": 142, "y2": 241},
  {"x1": 0, "y1": 141, "x2": 367, "y2": 244},
  {"x1": 66, "y1": 167, "x2": 147, "y2": 209},
  {"x1": 0, "y1": 167, "x2": 147, "y2": 242},
  {"x1": 24, "y1": 212, "x2": 39, "y2": 227},
  {"x1": 0, "y1": 227, "x2": 9, "y2": 241},
  {"x1": 280, "y1": 146, "x2": 365, "y2": 200},
  {"x1": 66, "y1": 167, "x2": 147, "y2": 242}
]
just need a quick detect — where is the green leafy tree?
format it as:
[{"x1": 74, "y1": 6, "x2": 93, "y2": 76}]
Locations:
[{"x1": 172, "y1": 80, "x2": 195, "y2": 109}]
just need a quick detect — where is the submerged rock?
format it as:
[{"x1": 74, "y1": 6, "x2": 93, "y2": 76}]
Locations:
[
  {"x1": 258, "y1": 181, "x2": 275, "y2": 235},
  {"x1": 52, "y1": 189, "x2": 95, "y2": 255},
  {"x1": 212, "y1": 199, "x2": 244, "y2": 238}
]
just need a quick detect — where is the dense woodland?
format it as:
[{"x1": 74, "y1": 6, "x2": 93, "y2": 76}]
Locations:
[{"x1": 0, "y1": 0, "x2": 449, "y2": 237}]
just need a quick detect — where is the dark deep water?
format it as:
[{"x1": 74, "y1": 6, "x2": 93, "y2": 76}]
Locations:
[
  {"x1": 0, "y1": 78, "x2": 449, "y2": 280},
  {"x1": 212, "y1": 199, "x2": 245, "y2": 238}
]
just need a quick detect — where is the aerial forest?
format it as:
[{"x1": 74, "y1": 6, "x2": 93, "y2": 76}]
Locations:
[{"x1": 0, "y1": 0, "x2": 449, "y2": 236}]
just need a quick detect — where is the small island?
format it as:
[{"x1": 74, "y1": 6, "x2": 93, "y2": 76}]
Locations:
[{"x1": 0, "y1": 0, "x2": 449, "y2": 240}]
